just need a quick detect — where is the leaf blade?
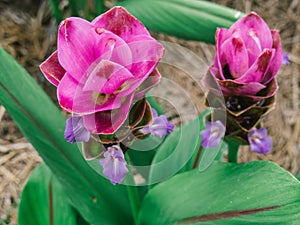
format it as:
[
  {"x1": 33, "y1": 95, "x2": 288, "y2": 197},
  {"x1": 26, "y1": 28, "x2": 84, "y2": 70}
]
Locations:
[
  {"x1": 117, "y1": 0, "x2": 245, "y2": 43},
  {"x1": 0, "y1": 48, "x2": 133, "y2": 225},
  {"x1": 18, "y1": 163, "x2": 77, "y2": 225},
  {"x1": 138, "y1": 161, "x2": 300, "y2": 225}
]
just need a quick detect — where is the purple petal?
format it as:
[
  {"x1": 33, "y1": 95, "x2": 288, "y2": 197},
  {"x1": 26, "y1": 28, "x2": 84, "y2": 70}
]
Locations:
[
  {"x1": 83, "y1": 93, "x2": 134, "y2": 134},
  {"x1": 151, "y1": 116, "x2": 174, "y2": 138},
  {"x1": 248, "y1": 128, "x2": 272, "y2": 154},
  {"x1": 92, "y1": 6, "x2": 150, "y2": 42},
  {"x1": 57, "y1": 17, "x2": 97, "y2": 81},
  {"x1": 40, "y1": 51, "x2": 66, "y2": 86},
  {"x1": 236, "y1": 49, "x2": 275, "y2": 83},
  {"x1": 57, "y1": 73, "x2": 122, "y2": 114},
  {"x1": 151, "y1": 108, "x2": 158, "y2": 118},
  {"x1": 140, "y1": 110, "x2": 174, "y2": 138},
  {"x1": 99, "y1": 145, "x2": 128, "y2": 185},
  {"x1": 64, "y1": 115, "x2": 91, "y2": 143},
  {"x1": 200, "y1": 121, "x2": 225, "y2": 148},
  {"x1": 282, "y1": 52, "x2": 289, "y2": 65}
]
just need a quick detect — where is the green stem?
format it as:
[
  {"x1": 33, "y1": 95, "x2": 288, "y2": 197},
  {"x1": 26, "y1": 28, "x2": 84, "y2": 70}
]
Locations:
[
  {"x1": 227, "y1": 141, "x2": 240, "y2": 163},
  {"x1": 124, "y1": 154, "x2": 140, "y2": 225}
]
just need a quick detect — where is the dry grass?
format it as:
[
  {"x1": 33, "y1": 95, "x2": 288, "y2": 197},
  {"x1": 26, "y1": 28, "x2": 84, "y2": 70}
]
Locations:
[{"x1": 0, "y1": 0, "x2": 299, "y2": 224}]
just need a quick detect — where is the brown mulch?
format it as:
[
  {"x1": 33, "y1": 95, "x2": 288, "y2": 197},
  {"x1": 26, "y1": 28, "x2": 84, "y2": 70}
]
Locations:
[{"x1": 0, "y1": 0, "x2": 300, "y2": 224}]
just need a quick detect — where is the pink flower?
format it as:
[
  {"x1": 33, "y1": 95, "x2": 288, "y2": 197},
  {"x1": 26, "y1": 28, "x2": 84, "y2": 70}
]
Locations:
[
  {"x1": 204, "y1": 12, "x2": 282, "y2": 101},
  {"x1": 40, "y1": 7, "x2": 164, "y2": 134}
]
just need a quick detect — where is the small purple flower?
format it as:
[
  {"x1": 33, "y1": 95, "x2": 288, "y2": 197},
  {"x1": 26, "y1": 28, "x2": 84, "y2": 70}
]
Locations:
[
  {"x1": 99, "y1": 145, "x2": 128, "y2": 185},
  {"x1": 140, "y1": 109, "x2": 174, "y2": 138},
  {"x1": 200, "y1": 120, "x2": 225, "y2": 148},
  {"x1": 248, "y1": 128, "x2": 272, "y2": 154},
  {"x1": 282, "y1": 52, "x2": 290, "y2": 65},
  {"x1": 64, "y1": 115, "x2": 91, "y2": 143}
]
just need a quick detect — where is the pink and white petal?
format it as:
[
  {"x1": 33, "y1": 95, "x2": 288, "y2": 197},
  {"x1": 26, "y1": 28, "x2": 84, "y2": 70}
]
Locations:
[
  {"x1": 222, "y1": 36, "x2": 248, "y2": 79},
  {"x1": 92, "y1": 6, "x2": 150, "y2": 42},
  {"x1": 228, "y1": 12, "x2": 273, "y2": 51},
  {"x1": 83, "y1": 93, "x2": 135, "y2": 134},
  {"x1": 93, "y1": 30, "x2": 132, "y2": 67},
  {"x1": 83, "y1": 60, "x2": 134, "y2": 94},
  {"x1": 236, "y1": 49, "x2": 275, "y2": 83},
  {"x1": 262, "y1": 30, "x2": 282, "y2": 84},
  {"x1": 57, "y1": 73, "x2": 121, "y2": 114},
  {"x1": 127, "y1": 35, "x2": 164, "y2": 66},
  {"x1": 58, "y1": 17, "x2": 97, "y2": 81},
  {"x1": 219, "y1": 80, "x2": 266, "y2": 96},
  {"x1": 40, "y1": 51, "x2": 66, "y2": 86},
  {"x1": 116, "y1": 62, "x2": 159, "y2": 98},
  {"x1": 215, "y1": 28, "x2": 229, "y2": 79}
]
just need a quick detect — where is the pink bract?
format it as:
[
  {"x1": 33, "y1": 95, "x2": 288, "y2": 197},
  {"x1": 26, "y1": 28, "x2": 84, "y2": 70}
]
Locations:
[
  {"x1": 40, "y1": 6, "x2": 164, "y2": 134},
  {"x1": 204, "y1": 12, "x2": 282, "y2": 100}
]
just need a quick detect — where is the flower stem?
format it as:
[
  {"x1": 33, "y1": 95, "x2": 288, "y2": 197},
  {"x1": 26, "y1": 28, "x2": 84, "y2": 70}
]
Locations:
[
  {"x1": 227, "y1": 141, "x2": 240, "y2": 163},
  {"x1": 124, "y1": 154, "x2": 140, "y2": 225},
  {"x1": 127, "y1": 185, "x2": 140, "y2": 225},
  {"x1": 192, "y1": 146, "x2": 203, "y2": 169}
]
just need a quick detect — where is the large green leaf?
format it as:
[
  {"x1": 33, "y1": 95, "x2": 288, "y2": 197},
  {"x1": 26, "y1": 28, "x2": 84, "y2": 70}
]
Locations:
[
  {"x1": 138, "y1": 161, "x2": 300, "y2": 225},
  {"x1": 117, "y1": 0, "x2": 245, "y2": 43},
  {"x1": 18, "y1": 163, "x2": 77, "y2": 225},
  {"x1": 149, "y1": 110, "x2": 212, "y2": 185},
  {"x1": 0, "y1": 48, "x2": 133, "y2": 224}
]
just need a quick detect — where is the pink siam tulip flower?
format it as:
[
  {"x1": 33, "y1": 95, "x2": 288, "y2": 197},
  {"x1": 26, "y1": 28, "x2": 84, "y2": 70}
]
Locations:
[
  {"x1": 202, "y1": 12, "x2": 282, "y2": 148},
  {"x1": 40, "y1": 6, "x2": 164, "y2": 135},
  {"x1": 204, "y1": 12, "x2": 282, "y2": 101}
]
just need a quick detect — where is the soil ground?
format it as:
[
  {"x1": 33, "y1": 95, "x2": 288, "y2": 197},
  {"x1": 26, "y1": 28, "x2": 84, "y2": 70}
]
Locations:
[{"x1": 1, "y1": 0, "x2": 300, "y2": 224}]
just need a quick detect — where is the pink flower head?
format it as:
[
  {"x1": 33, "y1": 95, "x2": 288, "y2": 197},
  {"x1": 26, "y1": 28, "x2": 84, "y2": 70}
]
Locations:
[
  {"x1": 40, "y1": 7, "x2": 164, "y2": 134},
  {"x1": 204, "y1": 12, "x2": 282, "y2": 101}
]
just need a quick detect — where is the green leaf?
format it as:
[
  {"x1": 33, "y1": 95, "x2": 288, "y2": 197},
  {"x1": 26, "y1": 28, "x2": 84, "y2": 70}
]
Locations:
[
  {"x1": 18, "y1": 163, "x2": 77, "y2": 225},
  {"x1": 148, "y1": 114, "x2": 204, "y2": 185},
  {"x1": 198, "y1": 141, "x2": 226, "y2": 172},
  {"x1": 0, "y1": 48, "x2": 133, "y2": 225},
  {"x1": 117, "y1": 0, "x2": 245, "y2": 43},
  {"x1": 138, "y1": 161, "x2": 300, "y2": 225},
  {"x1": 296, "y1": 173, "x2": 300, "y2": 181}
]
